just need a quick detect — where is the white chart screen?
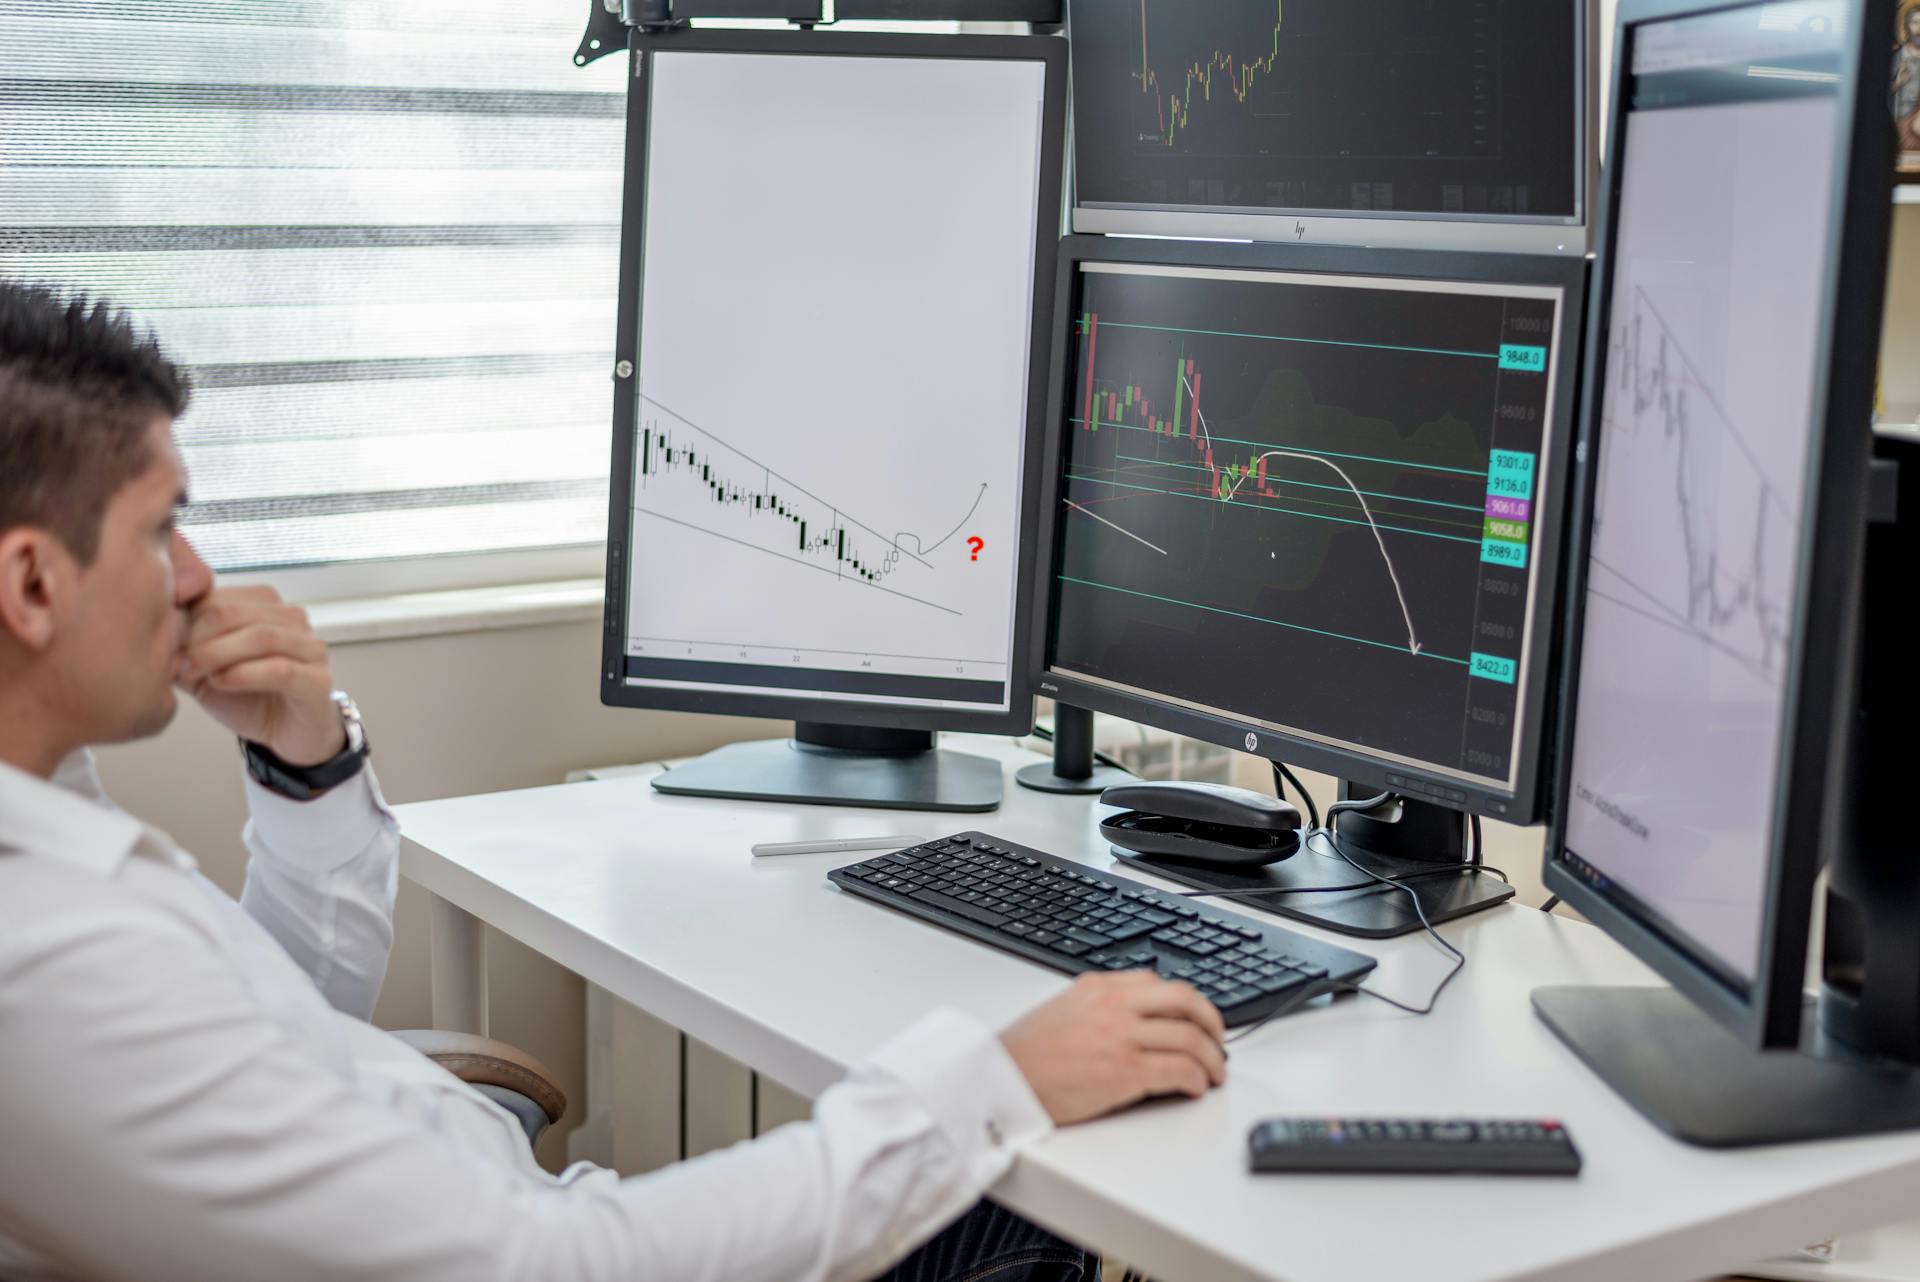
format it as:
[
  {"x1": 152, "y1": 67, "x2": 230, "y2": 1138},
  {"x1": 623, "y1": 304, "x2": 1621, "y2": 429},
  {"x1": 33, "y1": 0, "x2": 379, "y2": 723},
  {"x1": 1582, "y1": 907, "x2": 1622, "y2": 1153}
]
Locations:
[
  {"x1": 624, "y1": 49, "x2": 1050, "y2": 712},
  {"x1": 1563, "y1": 3, "x2": 1843, "y2": 984}
]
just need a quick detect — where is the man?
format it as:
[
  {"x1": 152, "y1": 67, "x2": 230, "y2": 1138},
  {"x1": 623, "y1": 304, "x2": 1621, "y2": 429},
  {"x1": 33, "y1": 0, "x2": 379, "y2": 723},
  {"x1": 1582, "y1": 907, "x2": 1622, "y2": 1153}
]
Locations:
[{"x1": 0, "y1": 283, "x2": 1229, "y2": 1282}]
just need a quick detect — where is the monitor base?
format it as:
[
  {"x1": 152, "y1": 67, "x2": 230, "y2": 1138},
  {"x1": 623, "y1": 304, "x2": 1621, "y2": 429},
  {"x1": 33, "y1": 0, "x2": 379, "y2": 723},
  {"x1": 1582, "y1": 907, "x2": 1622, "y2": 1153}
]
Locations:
[
  {"x1": 1017, "y1": 704, "x2": 1135, "y2": 795},
  {"x1": 1111, "y1": 841, "x2": 1513, "y2": 939},
  {"x1": 1532, "y1": 985, "x2": 1920, "y2": 1147},
  {"x1": 651, "y1": 733, "x2": 1003, "y2": 812},
  {"x1": 1017, "y1": 762, "x2": 1135, "y2": 795}
]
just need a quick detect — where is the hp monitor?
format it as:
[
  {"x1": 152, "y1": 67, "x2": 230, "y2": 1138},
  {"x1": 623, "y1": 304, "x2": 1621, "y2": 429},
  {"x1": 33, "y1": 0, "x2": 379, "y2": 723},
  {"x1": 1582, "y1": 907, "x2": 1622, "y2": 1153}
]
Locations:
[
  {"x1": 601, "y1": 30, "x2": 1068, "y2": 811},
  {"x1": 1030, "y1": 235, "x2": 1585, "y2": 934},
  {"x1": 1067, "y1": 0, "x2": 1595, "y2": 253},
  {"x1": 1533, "y1": 0, "x2": 1909, "y2": 1146}
]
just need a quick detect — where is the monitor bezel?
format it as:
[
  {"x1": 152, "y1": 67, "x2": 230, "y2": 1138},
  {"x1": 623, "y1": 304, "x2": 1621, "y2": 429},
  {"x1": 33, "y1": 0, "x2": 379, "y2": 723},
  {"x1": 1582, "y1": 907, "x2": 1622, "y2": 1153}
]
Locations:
[
  {"x1": 1542, "y1": 0, "x2": 1895, "y2": 1050},
  {"x1": 1064, "y1": 0, "x2": 1598, "y2": 256},
  {"x1": 600, "y1": 28, "x2": 1069, "y2": 735},
  {"x1": 1028, "y1": 234, "x2": 1588, "y2": 824}
]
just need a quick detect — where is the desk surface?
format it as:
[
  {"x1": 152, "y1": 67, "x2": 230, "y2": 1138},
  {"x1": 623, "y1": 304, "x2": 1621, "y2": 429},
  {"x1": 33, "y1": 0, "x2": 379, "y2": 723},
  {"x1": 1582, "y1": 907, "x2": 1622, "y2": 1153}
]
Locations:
[{"x1": 396, "y1": 737, "x2": 1920, "y2": 1282}]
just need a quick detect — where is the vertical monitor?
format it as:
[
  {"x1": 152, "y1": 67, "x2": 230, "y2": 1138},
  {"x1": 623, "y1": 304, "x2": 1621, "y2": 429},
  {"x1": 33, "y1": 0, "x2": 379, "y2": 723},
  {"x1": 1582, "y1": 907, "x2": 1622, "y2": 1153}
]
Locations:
[
  {"x1": 603, "y1": 32, "x2": 1066, "y2": 733},
  {"x1": 1067, "y1": 0, "x2": 1592, "y2": 253},
  {"x1": 1034, "y1": 239, "x2": 1585, "y2": 821},
  {"x1": 1550, "y1": 0, "x2": 1868, "y2": 1039}
]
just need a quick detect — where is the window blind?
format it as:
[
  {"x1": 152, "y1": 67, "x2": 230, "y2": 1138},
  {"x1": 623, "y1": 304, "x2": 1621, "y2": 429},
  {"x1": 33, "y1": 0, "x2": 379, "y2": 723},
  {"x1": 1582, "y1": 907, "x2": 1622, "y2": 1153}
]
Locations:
[{"x1": 0, "y1": 0, "x2": 624, "y2": 572}]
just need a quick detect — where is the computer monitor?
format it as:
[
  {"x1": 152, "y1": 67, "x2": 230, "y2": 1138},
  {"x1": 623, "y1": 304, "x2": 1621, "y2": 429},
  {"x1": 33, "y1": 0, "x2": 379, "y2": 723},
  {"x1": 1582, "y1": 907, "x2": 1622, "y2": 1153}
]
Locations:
[
  {"x1": 1531, "y1": 0, "x2": 1906, "y2": 1147},
  {"x1": 600, "y1": 29, "x2": 1068, "y2": 812},
  {"x1": 1028, "y1": 235, "x2": 1586, "y2": 934},
  {"x1": 1065, "y1": 0, "x2": 1596, "y2": 253}
]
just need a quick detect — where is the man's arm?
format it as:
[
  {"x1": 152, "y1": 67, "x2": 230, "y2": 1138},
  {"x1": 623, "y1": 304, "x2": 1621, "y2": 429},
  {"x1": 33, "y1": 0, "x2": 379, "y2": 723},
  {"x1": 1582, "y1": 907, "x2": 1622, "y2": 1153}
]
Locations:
[
  {"x1": 179, "y1": 585, "x2": 398, "y2": 1019},
  {"x1": 0, "y1": 880, "x2": 1223, "y2": 1282},
  {"x1": 238, "y1": 768, "x2": 399, "y2": 1020}
]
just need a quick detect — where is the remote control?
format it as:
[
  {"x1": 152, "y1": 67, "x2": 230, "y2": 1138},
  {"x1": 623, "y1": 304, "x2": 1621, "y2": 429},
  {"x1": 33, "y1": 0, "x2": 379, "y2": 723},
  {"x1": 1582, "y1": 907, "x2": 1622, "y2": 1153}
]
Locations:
[{"x1": 1248, "y1": 1117, "x2": 1582, "y2": 1176}]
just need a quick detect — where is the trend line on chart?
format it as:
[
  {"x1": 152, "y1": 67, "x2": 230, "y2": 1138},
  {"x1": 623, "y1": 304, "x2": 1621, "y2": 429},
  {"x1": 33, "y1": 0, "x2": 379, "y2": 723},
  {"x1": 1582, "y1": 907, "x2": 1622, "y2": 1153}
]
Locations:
[
  {"x1": 1063, "y1": 498, "x2": 1170, "y2": 556},
  {"x1": 1597, "y1": 287, "x2": 1794, "y2": 676},
  {"x1": 896, "y1": 484, "x2": 988, "y2": 556},
  {"x1": 1134, "y1": 0, "x2": 1287, "y2": 148},
  {"x1": 636, "y1": 395, "x2": 977, "y2": 617}
]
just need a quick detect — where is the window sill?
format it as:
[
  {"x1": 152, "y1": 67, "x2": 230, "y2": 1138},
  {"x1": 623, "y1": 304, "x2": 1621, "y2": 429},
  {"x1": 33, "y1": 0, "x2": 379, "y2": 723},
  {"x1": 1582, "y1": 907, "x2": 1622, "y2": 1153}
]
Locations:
[{"x1": 310, "y1": 579, "x2": 605, "y2": 646}]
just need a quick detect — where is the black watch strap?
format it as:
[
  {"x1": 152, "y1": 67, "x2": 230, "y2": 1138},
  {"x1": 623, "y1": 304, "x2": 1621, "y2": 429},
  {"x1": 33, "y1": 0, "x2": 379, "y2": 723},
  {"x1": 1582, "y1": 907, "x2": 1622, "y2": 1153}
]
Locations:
[{"x1": 242, "y1": 692, "x2": 370, "y2": 802}]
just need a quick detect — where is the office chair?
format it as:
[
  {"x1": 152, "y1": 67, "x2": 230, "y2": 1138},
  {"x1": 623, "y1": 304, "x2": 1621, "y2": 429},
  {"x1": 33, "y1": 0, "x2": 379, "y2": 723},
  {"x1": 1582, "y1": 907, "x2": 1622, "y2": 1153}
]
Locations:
[{"x1": 390, "y1": 1030, "x2": 568, "y2": 1147}]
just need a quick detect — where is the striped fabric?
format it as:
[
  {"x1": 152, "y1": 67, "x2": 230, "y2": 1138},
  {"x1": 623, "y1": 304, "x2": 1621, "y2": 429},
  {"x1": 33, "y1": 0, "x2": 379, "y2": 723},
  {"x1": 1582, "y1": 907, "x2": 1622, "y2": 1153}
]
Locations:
[{"x1": 0, "y1": 0, "x2": 625, "y2": 571}]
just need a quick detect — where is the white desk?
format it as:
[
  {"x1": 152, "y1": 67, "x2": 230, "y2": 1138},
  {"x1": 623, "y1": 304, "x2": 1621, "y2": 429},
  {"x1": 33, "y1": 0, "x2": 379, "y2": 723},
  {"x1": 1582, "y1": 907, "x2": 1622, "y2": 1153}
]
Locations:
[{"x1": 396, "y1": 737, "x2": 1920, "y2": 1282}]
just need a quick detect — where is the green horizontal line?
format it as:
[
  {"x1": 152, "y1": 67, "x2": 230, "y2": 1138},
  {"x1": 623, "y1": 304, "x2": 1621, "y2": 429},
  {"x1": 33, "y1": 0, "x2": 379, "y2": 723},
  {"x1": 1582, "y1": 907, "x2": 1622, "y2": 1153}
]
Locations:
[
  {"x1": 1059, "y1": 575, "x2": 1470, "y2": 666},
  {"x1": 1065, "y1": 473, "x2": 1485, "y2": 545},
  {"x1": 1115, "y1": 453, "x2": 1488, "y2": 517},
  {"x1": 1091, "y1": 319, "x2": 1499, "y2": 361},
  {"x1": 1072, "y1": 418, "x2": 1492, "y2": 478}
]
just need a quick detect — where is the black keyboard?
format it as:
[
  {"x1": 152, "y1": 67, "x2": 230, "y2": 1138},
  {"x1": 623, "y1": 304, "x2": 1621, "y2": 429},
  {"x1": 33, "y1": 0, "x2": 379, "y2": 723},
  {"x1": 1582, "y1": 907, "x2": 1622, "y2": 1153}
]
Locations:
[{"x1": 828, "y1": 831, "x2": 1376, "y2": 1027}]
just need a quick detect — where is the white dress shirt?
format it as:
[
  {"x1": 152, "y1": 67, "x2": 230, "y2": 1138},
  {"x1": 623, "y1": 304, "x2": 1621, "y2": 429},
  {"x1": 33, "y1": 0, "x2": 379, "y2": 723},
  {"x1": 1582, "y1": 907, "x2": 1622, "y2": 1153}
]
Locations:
[{"x1": 0, "y1": 751, "x2": 1052, "y2": 1282}]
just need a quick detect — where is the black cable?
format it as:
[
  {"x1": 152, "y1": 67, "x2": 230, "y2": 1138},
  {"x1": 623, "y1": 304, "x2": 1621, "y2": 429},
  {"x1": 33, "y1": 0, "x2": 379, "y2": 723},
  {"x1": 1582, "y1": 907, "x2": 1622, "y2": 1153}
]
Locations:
[
  {"x1": 1541, "y1": 894, "x2": 1561, "y2": 914},
  {"x1": 1271, "y1": 760, "x2": 1320, "y2": 831},
  {"x1": 1325, "y1": 790, "x2": 1393, "y2": 822},
  {"x1": 1469, "y1": 813, "x2": 1484, "y2": 866},
  {"x1": 1316, "y1": 827, "x2": 1466, "y2": 1014}
]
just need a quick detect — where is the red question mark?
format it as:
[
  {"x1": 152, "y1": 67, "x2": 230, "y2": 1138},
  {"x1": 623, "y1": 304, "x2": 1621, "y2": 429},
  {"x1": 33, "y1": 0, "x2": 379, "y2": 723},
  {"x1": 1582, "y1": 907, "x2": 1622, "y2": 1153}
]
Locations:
[{"x1": 967, "y1": 536, "x2": 985, "y2": 562}]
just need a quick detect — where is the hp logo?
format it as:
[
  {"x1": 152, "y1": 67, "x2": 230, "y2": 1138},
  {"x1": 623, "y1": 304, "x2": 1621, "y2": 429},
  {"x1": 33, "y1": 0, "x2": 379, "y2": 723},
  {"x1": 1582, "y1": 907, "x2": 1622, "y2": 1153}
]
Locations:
[{"x1": 1245, "y1": 733, "x2": 1259, "y2": 752}]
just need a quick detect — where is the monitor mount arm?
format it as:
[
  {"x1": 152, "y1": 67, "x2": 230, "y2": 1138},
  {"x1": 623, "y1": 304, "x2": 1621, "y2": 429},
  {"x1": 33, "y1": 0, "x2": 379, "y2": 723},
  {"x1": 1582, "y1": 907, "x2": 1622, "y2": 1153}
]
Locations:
[{"x1": 576, "y1": 0, "x2": 1063, "y2": 67}]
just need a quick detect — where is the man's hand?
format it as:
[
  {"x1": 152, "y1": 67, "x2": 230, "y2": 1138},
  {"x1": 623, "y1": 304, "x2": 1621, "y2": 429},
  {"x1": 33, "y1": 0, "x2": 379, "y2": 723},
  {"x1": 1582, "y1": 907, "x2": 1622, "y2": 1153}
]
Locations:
[
  {"x1": 175, "y1": 586, "x2": 346, "y2": 767},
  {"x1": 1000, "y1": 971, "x2": 1228, "y2": 1126}
]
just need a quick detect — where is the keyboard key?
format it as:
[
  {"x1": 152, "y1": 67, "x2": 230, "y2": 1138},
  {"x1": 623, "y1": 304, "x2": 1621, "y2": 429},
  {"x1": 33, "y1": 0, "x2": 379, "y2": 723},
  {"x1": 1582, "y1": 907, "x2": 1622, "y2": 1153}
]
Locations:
[
  {"x1": 1065, "y1": 928, "x2": 1114, "y2": 949},
  {"x1": 908, "y1": 889, "x2": 1008, "y2": 929},
  {"x1": 1052, "y1": 939, "x2": 1092, "y2": 957},
  {"x1": 1027, "y1": 929, "x2": 1061, "y2": 946}
]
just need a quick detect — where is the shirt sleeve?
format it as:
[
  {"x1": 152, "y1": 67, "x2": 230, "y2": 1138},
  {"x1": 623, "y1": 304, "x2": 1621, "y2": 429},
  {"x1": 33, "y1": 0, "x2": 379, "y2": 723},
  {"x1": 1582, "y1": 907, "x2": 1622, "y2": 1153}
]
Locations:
[
  {"x1": 238, "y1": 764, "x2": 400, "y2": 1020},
  {"x1": 0, "y1": 892, "x2": 1055, "y2": 1282}
]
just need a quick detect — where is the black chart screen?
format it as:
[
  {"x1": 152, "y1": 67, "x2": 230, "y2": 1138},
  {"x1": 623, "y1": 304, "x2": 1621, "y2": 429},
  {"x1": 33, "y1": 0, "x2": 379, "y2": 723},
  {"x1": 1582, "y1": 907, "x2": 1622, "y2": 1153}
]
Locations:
[
  {"x1": 1048, "y1": 262, "x2": 1565, "y2": 791},
  {"x1": 1070, "y1": 0, "x2": 1581, "y2": 222}
]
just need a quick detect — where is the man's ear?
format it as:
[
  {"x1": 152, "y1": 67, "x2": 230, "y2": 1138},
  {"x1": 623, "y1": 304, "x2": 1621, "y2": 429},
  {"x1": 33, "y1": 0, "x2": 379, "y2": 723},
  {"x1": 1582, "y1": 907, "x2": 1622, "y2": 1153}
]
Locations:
[{"x1": 0, "y1": 528, "x2": 68, "y2": 654}]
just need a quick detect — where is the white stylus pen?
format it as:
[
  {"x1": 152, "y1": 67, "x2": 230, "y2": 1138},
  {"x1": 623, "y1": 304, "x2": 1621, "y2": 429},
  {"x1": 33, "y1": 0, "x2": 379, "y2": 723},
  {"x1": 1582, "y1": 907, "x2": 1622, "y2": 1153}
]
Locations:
[{"x1": 751, "y1": 834, "x2": 924, "y2": 857}]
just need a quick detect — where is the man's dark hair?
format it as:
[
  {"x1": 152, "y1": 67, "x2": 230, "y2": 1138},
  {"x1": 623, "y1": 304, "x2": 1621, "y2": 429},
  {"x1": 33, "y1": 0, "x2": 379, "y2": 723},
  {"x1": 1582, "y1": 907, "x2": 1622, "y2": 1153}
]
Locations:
[{"x1": 0, "y1": 283, "x2": 191, "y2": 564}]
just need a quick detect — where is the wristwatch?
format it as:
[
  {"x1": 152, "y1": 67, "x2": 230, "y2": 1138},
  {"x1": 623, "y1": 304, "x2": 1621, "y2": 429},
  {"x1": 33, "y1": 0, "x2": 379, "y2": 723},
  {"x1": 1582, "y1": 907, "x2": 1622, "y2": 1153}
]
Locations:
[{"x1": 241, "y1": 691, "x2": 371, "y2": 802}]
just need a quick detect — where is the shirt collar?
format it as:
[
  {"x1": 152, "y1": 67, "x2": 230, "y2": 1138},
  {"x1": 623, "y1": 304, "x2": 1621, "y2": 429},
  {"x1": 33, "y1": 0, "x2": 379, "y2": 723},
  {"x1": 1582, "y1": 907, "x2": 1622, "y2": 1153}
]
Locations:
[{"x1": 0, "y1": 750, "x2": 149, "y2": 877}]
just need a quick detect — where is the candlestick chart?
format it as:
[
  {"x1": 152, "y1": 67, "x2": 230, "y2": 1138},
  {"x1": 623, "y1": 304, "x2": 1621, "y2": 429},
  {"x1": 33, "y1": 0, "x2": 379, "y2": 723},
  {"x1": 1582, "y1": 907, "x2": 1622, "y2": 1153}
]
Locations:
[
  {"x1": 1068, "y1": 0, "x2": 1580, "y2": 220},
  {"x1": 1050, "y1": 263, "x2": 1564, "y2": 784},
  {"x1": 634, "y1": 395, "x2": 988, "y2": 618},
  {"x1": 1589, "y1": 286, "x2": 1797, "y2": 681}
]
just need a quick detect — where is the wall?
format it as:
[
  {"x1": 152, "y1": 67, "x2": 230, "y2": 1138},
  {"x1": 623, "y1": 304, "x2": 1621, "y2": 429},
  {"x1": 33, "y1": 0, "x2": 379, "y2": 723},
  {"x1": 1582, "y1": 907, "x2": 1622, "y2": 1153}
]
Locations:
[
  {"x1": 90, "y1": 617, "x2": 776, "y2": 1169},
  {"x1": 1885, "y1": 203, "x2": 1920, "y2": 421}
]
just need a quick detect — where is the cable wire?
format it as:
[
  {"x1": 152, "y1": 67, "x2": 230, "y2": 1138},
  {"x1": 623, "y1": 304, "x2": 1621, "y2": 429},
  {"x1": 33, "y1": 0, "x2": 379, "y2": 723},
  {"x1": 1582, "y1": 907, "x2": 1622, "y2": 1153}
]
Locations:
[
  {"x1": 1315, "y1": 826, "x2": 1466, "y2": 1015},
  {"x1": 1541, "y1": 894, "x2": 1561, "y2": 914},
  {"x1": 1271, "y1": 760, "x2": 1320, "y2": 831}
]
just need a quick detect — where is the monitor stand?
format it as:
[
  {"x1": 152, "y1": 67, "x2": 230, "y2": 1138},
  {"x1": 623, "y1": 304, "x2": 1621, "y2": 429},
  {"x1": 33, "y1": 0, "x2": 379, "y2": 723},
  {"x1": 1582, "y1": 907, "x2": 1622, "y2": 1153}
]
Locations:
[
  {"x1": 1534, "y1": 433, "x2": 1920, "y2": 1146},
  {"x1": 1016, "y1": 703, "x2": 1134, "y2": 795},
  {"x1": 1111, "y1": 785, "x2": 1513, "y2": 939},
  {"x1": 650, "y1": 723, "x2": 1002, "y2": 812},
  {"x1": 1531, "y1": 987, "x2": 1920, "y2": 1147}
]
